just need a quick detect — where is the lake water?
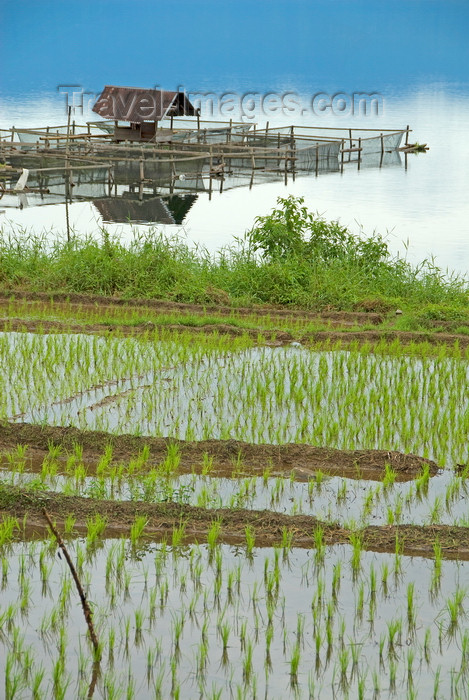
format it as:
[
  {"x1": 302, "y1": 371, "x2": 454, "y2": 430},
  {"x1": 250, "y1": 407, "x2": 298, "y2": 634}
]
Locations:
[{"x1": 1, "y1": 1, "x2": 468, "y2": 274}]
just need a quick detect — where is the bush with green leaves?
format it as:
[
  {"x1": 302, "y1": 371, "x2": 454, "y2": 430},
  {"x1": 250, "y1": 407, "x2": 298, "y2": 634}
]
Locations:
[{"x1": 246, "y1": 195, "x2": 390, "y2": 271}]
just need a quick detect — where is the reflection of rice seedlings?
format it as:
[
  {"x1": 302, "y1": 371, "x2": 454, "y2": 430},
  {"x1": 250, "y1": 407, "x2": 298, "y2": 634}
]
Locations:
[
  {"x1": 431, "y1": 539, "x2": 443, "y2": 593},
  {"x1": 1, "y1": 555, "x2": 8, "y2": 588},
  {"x1": 107, "y1": 626, "x2": 115, "y2": 664},
  {"x1": 423, "y1": 627, "x2": 432, "y2": 665},
  {"x1": 406, "y1": 582, "x2": 416, "y2": 632},
  {"x1": 460, "y1": 631, "x2": 469, "y2": 675},
  {"x1": 433, "y1": 666, "x2": 442, "y2": 698},
  {"x1": 429, "y1": 496, "x2": 443, "y2": 524}
]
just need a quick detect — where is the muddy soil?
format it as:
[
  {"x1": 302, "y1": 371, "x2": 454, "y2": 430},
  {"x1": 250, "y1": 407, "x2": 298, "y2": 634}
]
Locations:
[
  {"x1": 0, "y1": 422, "x2": 438, "y2": 482},
  {"x1": 1, "y1": 485, "x2": 467, "y2": 560}
]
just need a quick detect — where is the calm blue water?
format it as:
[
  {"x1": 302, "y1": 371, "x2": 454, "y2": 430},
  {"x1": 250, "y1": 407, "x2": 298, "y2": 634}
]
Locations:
[{"x1": 1, "y1": 0, "x2": 469, "y2": 274}]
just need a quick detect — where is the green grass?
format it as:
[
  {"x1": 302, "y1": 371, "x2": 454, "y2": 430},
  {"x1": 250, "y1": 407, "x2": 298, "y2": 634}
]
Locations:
[{"x1": 1, "y1": 197, "x2": 468, "y2": 314}]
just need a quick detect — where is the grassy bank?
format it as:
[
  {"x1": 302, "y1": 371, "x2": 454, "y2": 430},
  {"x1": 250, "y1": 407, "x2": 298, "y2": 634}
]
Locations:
[{"x1": 1, "y1": 197, "x2": 467, "y2": 319}]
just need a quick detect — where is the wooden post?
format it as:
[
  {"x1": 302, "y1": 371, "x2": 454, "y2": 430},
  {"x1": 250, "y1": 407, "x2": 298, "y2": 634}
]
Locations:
[
  {"x1": 315, "y1": 144, "x2": 319, "y2": 176},
  {"x1": 358, "y1": 137, "x2": 362, "y2": 170},
  {"x1": 340, "y1": 140, "x2": 345, "y2": 173},
  {"x1": 219, "y1": 154, "x2": 225, "y2": 193},
  {"x1": 405, "y1": 125, "x2": 410, "y2": 146},
  {"x1": 291, "y1": 139, "x2": 296, "y2": 181},
  {"x1": 65, "y1": 106, "x2": 71, "y2": 157},
  {"x1": 169, "y1": 155, "x2": 174, "y2": 193},
  {"x1": 209, "y1": 146, "x2": 213, "y2": 200},
  {"x1": 107, "y1": 163, "x2": 113, "y2": 196},
  {"x1": 139, "y1": 157, "x2": 144, "y2": 200}
]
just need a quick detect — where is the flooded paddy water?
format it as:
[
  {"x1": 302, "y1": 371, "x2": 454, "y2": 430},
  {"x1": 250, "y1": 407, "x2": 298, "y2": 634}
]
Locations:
[
  {"x1": 0, "y1": 326, "x2": 469, "y2": 697},
  {"x1": 1, "y1": 535, "x2": 469, "y2": 699},
  {"x1": 1, "y1": 2, "x2": 469, "y2": 697}
]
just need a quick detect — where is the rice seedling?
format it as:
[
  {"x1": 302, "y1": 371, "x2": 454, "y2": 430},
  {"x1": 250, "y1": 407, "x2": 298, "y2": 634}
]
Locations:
[
  {"x1": 289, "y1": 641, "x2": 301, "y2": 686},
  {"x1": 171, "y1": 521, "x2": 186, "y2": 548},
  {"x1": 446, "y1": 587, "x2": 466, "y2": 635},
  {"x1": 244, "y1": 525, "x2": 255, "y2": 557},
  {"x1": 130, "y1": 515, "x2": 148, "y2": 545},
  {"x1": 349, "y1": 532, "x2": 363, "y2": 578},
  {"x1": 387, "y1": 617, "x2": 402, "y2": 657},
  {"x1": 85, "y1": 514, "x2": 107, "y2": 547},
  {"x1": 313, "y1": 525, "x2": 325, "y2": 564},
  {"x1": 406, "y1": 582, "x2": 417, "y2": 632},
  {"x1": 0, "y1": 515, "x2": 19, "y2": 547},
  {"x1": 207, "y1": 519, "x2": 222, "y2": 552}
]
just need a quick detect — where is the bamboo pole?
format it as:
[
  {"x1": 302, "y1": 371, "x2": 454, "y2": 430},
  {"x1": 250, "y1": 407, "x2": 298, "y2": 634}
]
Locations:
[{"x1": 42, "y1": 509, "x2": 101, "y2": 659}]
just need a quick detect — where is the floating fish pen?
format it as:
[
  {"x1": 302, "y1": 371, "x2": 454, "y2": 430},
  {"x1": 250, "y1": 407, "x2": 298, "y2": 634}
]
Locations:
[
  {"x1": 0, "y1": 81, "x2": 415, "y2": 219},
  {"x1": 1, "y1": 119, "x2": 409, "y2": 191}
]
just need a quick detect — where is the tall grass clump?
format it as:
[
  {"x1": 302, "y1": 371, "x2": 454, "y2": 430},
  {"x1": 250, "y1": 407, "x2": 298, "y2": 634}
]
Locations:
[{"x1": 1, "y1": 197, "x2": 468, "y2": 310}]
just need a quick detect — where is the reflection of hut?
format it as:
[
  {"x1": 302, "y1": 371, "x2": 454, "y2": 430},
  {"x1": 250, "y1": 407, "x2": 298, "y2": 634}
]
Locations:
[
  {"x1": 93, "y1": 193, "x2": 197, "y2": 225},
  {"x1": 92, "y1": 86, "x2": 199, "y2": 142}
]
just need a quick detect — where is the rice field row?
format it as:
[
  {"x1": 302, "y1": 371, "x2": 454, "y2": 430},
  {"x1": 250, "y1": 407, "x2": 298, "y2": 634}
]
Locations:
[
  {"x1": 1, "y1": 331, "x2": 468, "y2": 466},
  {"x1": 1, "y1": 446, "x2": 468, "y2": 529}
]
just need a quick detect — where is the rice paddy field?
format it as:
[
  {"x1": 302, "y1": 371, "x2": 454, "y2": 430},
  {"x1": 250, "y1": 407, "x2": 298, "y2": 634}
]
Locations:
[{"x1": 1, "y1": 292, "x2": 469, "y2": 699}]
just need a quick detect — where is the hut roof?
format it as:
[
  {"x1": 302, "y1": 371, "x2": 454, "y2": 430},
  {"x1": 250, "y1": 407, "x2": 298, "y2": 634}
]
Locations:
[{"x1": 92, "y1": 86, "x2": 198, "y2": 123}]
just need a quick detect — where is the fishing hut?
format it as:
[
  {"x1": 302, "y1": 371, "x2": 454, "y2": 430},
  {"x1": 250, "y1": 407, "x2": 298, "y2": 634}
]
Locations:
[{"x1": 92, "y1": 85, "x2": 199, "y2": 142}]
